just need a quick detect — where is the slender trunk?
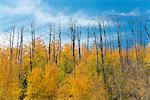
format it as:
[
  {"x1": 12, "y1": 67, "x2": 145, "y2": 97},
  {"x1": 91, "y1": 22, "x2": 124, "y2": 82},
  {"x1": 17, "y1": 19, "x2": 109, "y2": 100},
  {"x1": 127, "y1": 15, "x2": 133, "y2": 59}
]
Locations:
[
  {"x1": 10, "y1": 26, "x2": 15, "y2": 63},
  {"x1": 53, "y1": 26, "x2": 56, "y2": 63},
  {"x1": 94, "y1": 31, "x2": 99, "y2": 75},
  {"x1": 125, "y1": 25, "x2": 129, "y2": 65},
  {"x1": 99, "y1": 23, "x2": 106, "y2": 84},
  {"x1": 48, "y1": 25, "x2": 52, "y2": 62},
  {"x1": 18, "y1": 27, "x2": 24, "y2": 77},
  {"x1": 103, "y1": 19, "x2": 107, "y2": 55},
  {"x1": 70, "y1": 23, "x2": 76, "y2": 77},
  {"x1": 117, "y1": 25, "x2": 123, "y2": 71},
  {"x1": 129, "y1": 20, "x2": 138, "y2": 67},
  {"x1": 78, "y1": 26, "x2": 81, "y2": 61},
  {"x1": 29, "y1": 44, "x2": 32, "y2": 71},
  {"x1": 140, "y1": 23, "x2": 143, "y2": 47},
  {"x1": 58, "y1": 24, "x2": 62, "y2": 62},
  {"x1": 87, "y1": 26, "x2": 90, "y2": 53},
  {"x1": 30, "y1": 22, "x2": 35, "y2": 71},
  {"x1": 16, "y1": 29, "x2": 20, "y2": 62},
  {"x1": 73, "y1": 26, "x2": 76, "y2": 77}
]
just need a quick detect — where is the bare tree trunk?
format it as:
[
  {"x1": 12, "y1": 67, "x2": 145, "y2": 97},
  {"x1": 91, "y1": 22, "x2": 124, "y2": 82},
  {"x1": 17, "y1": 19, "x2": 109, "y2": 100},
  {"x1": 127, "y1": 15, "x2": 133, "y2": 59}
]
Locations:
[
  {"x1": 31, "y1": 22, "x2": 35, "y2": 58},
  {"x1": 93, "y1": 30, "x2": 99, "y2": 75},
  {"x1": 58, "y1": 24, "x2": 62, "y2": 62},
  {"x1": 18, "y1": 27, "x2": 27, "y2": 100},
  {"x1": 87, "y1": 26, "x2": 90, "y2": 53},
  {"x1": 29, "y1": 44, "x2": 32, "y2": 71},
  {"x1": 139, "y1": 22, "x2": 143, "y2": 47},
  {"x1": 70, "y1": 23, "x2": 76, "y2": 77},
  {"x1": 117, "y1": 25, "x2": 123, "y2": 71},
  {"x1": 30, "y1": 22, "x2": 35, "y2": 71},
  {"x1": 99, "y1": 22, "x2": 106, "y2": 84},
  {"x1": 53, "y1": 26, "x2": 57, "y2": 63},
  {"x1": 18, "y1": 27, "x2": 24, "y2": 77},
  {"x1": 78, "y1": 26, "x2": 81, "y2": 61},
  {"x1": 125, "y1": 25, "x2": 129, "y2": 65},
  {"x1": 10, "y1": 26, "x2": 15, "y2": 63},
  {"x1": 103, "y1": 19, "x2": 107, "y2": 55},
  {"x1": 16, "y1": 29, "x2": 20, "y2": 62},
  {"x1": 129, "y1": 20, "x2": 138, "y2": 67},
  {"x1": 73, "y1": 25, "x2": 76, "y2": 77},
  {"x1": 9, "y1": 25, "x2": 15, "y2": 75},
  {"x1": 48, "y1": 25, "x2": 52, "y2": 62}
]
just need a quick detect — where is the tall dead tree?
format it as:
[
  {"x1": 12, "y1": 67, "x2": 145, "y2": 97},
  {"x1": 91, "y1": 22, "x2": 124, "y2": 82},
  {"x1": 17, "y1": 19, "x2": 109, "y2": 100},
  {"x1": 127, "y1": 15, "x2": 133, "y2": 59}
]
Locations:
[
  {"x1": 77, "y1": 26, "x2": 81, "y2": 61},
  {"x1": 124, "y1": 24, "x2": 129, "y2": 65},
  {"x1": 31, "y1": 22, "x2": 35, "y2": 58},
  {"x1": 117, "y1": 24, "x2": 123, "y2": 71},
  {"x1": 99, "y1": 22, "x2": 107, "y2": 84},
  {"x1": 16, "y1": 28, "x2": 20, "y2": 62},
  {"x1": 139, "y1": 20, "x2": 143, "y2": 47},
  {"x1": 103, "y1": 19, "x2": 107, "y2": 55},
  {"x1": 129, "y1": 19, "x2": 138, "y2": 67},
  {"x1": 93, "y1": 27, "x2": 99, "y2": 75},
  {"x1": 10, "y1": 26, "x2": 15, "y2": 63},
  {"x1": 18, "y1": 27, "x2": 27, "y2": 100},
  {"x1": 58, "y1": 24, "x2": 62, "y2": 62},
  {"x1": 30, "y1": 22, "x2": 35, "y2": 71},
  {"x1": 29, "y1": 44, "x2": 32, "y2": 71},
  {"x1": 70, "y1": 22, "x2": 76, "y2": 77},
  {"x1": 48, "y1": 25, "x2": 52, "y2": 62},
  {"x1": 53, "y1": 25, "x2": 57, "y2": 63},
  {"x1": 87, "y1": 26, "x2": 90, "y2": 53},
  {"x1": 18, "y1": 27, "x2": 24, "y2": 76}
]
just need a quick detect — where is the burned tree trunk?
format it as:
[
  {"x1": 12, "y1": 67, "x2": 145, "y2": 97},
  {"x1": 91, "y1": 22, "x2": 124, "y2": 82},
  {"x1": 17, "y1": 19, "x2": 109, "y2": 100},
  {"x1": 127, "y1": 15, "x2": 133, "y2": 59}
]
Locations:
[
  {"x1": 117, "y1": 25, "x2": 123, "y2": 71},
  {"x1": 125, "y1": 25, "x2": 129, "y2": 65},
  {"x1": 77, "y1": 26, "x2": 81, "y2": 61},
  {"x1": 87, "y1": 26, "x2": 90, "y2": 53},
  {"x1": 93, "y1": 29, "x2": 99, "y2": 75},
  {"x1": 70, "y1": 23, "x2": 76, "y2": 77},
  {"x1": 16, "y1": 29, "x2": 20, "y2": 62},
  {"x1": 53, "y1": 26, "x2": 57, "y2": 64},
  {"x1": 103, "y1": 19, "x2": 107, "y2": 55},
  {"x1": 129, "y1": 20, "x2": 138, "y2": 67},
  {"x1": 48, "y1": 25, "x2": 52, "y2": 62},
  {"x1": 139, "y1": 22, "x2": 143, "y2": 47},
  {"x1": 58, "y1": 24, "x2": 62, "y2": 62},
  {"x1": 18, "y1": 27, "x2": 24, "y2": 76},
  {"x1": 30, "y1": 22, "x2": 36, "y2": 71},
  {"x1": 99, "y1": 22, "x2": 107, "y2": 84},
  {"x1": 72, "y1": 25, "x2": 76, "y2": 77},
  {"x1": 29, "y1": 44, "x2": 32, "y2": 71},
  {"x1": 18, "y1": 27, "x2": 28, "y2": 100},
  {"x1": 31, "y1": 22, "x2": 35, "y2": 58},
  {"x1": 10, "y1": 26, "x2": 15, "y2": 63}
]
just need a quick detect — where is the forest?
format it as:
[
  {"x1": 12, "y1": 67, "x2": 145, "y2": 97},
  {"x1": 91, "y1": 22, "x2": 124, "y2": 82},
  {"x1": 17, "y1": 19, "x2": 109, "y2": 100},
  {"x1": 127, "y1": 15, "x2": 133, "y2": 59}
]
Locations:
[{"x1": 0, "y1": 18, "x2": 150, "y2": 100}]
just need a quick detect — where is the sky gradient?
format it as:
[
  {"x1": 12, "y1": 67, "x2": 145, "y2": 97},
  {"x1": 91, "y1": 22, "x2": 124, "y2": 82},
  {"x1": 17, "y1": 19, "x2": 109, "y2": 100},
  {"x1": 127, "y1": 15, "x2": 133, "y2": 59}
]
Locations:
[{"x1": 0, "y1": 0, "x2": 149, "y2": 46}]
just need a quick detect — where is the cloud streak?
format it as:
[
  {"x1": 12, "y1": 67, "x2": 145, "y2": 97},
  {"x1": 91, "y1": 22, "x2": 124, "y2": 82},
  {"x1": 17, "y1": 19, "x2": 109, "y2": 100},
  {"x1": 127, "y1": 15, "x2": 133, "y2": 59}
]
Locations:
[{"x1": 0, "y1": 0, "x2": 118, "y2": 28}]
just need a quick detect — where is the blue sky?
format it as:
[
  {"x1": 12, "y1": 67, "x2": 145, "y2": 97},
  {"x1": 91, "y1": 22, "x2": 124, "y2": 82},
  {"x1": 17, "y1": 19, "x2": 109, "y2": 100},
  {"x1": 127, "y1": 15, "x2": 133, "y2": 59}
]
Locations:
[{"x1": 0, "y1": 0, "x2": 149, "y2": 46}]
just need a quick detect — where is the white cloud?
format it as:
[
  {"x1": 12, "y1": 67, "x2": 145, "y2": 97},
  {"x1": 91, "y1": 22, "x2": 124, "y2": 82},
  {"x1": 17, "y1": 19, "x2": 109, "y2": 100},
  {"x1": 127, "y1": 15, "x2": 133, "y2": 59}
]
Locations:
[
  {"x1": 104, "y1": 9, "x2": 141, "y2": 17},
  {"x1": 0, "y1": 0, "x2": 39, "y2": 15},
  {"x1": 0, "y1": 0, "x2": 116, "y2": 28}
]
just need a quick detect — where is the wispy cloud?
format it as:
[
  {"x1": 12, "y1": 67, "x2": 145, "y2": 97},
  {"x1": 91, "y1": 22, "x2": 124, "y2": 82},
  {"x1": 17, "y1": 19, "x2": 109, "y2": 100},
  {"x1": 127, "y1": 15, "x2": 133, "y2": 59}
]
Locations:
[
  {"x1": 0, "y1": 0, "x2": 116, "y2": 29},
  {"x1": 103, "y1": 9, "x2": 141, "y2": 17}
]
